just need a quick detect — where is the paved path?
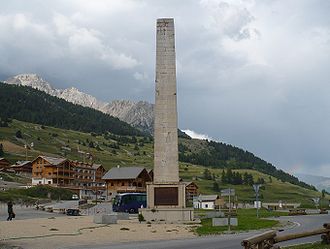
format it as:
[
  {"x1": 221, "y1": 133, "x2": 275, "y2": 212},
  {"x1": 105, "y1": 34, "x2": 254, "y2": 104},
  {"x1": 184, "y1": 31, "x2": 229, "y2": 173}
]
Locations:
[
  {"x1": 67, "y1": 214, "x2": 330, "y2": 249},
  {"x1": 0, "y1": 203, "x2": 66, "y2": 221}
]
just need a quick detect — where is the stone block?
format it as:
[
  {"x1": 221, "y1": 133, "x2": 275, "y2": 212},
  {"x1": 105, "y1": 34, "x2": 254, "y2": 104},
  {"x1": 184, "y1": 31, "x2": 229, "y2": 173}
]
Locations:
[
  {"x1": 116, "y1": 212, "x2": 129, "y2": 220},
  {"x1": 93, "y1": 214, "x2": 117, "y2": 224},
  {"x1": 204, "y1": 211, "x2": 225, "y2": 219},
  {"x1": 212, "y1": 217, "x2": 238, "y2": 226}
]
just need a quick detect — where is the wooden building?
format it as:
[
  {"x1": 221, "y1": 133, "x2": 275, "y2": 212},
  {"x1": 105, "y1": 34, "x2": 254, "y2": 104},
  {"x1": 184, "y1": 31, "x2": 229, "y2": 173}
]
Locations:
[
  {"x1": 0, "y1": 158, "x2": 11, "y2": 171},
  {"x1": 70, "y1": 161, "x2": 106, "y2": 195},
  {"x1": 31, "y1": 156, "x2": 74, "y2": 186},
  {"x1": 102, "y1": 166, "x2": 152, "y2": 198},
  {"x1": 11, "y1": 161, "x2": 32, "y2": 174},
  {"x1": 183, "y1": 181, "x2": 199, "y2": 200}
]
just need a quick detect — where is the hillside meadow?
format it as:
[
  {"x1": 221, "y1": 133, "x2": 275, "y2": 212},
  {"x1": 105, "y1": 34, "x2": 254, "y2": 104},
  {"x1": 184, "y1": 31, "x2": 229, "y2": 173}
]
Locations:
[{"x1": 0, "y1": 119, "x2": 327, "y2": 207}]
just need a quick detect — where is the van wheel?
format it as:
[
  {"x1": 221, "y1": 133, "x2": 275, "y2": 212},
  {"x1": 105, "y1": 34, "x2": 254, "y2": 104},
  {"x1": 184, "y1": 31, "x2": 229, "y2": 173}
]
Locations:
[{"x1": 129, "y1": 208, "x2": 135, "y2": 214}]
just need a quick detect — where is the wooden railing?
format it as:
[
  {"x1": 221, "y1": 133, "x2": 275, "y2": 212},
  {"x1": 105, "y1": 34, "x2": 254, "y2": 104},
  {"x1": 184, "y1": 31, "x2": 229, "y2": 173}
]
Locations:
[{"x1": 242, "y1": 223, "x2": 330, "y2": 249}]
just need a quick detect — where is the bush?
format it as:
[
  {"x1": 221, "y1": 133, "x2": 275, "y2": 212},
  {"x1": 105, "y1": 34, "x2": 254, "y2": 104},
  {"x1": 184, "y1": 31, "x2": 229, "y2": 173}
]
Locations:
[{"x1": 138, "y1": 213, "x2": 145, "y2": 223}]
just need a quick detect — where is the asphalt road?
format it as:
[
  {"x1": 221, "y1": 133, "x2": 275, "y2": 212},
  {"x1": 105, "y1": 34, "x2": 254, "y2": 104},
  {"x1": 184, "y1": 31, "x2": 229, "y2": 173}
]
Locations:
[{"x1": 67, "y1": 213, "x2": 330, "y2": 249}]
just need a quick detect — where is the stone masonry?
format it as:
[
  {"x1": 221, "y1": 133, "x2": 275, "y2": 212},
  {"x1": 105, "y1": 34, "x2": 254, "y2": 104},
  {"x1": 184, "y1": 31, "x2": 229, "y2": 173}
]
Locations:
[{"x1": 154, "y1": 18, "x2": 179, "y2": 184}]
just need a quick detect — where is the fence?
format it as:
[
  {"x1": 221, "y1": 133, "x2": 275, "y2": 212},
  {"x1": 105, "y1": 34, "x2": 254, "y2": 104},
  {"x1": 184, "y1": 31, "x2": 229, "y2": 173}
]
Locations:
[{"x1": 241, "y1": 223, "x2": 330, "y2": 249}]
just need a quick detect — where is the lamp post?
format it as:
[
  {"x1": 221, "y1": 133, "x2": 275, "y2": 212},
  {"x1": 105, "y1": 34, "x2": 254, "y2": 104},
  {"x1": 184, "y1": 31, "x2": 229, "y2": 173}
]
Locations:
[{"x1": 253, "y1": 184, "x2": 262, "y2": 218}]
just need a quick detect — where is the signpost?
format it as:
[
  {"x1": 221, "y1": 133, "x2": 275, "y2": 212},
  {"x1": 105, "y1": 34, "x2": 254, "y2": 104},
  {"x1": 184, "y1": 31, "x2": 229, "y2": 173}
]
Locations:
[
  {"x1": 221, "y1": 188, "x2": 235, "y2": 231},
  {"x1": 312, "y1": 197, "x2": 320, "y2": 210},
  {"x1": 253, "y1": 184, "x2": 262, "y2": 218}
]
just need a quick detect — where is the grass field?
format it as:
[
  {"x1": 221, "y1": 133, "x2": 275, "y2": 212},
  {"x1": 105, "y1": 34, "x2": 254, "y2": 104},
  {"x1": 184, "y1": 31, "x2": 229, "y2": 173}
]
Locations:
[
  {"x1": 195, "y1": 208, "x2": 287, "y2": 235},
  {"x1": 0, "y1": 119, "x2": 154, "y2": 168},
  {"x1": 0, "y1": 185, "x2": 73, "y2": 203},
  {"x1": 179, "y1": 164, "x2": 327, "y2": 207},
  {"x1": 0, "y1": 119, "x2": 327, "y2": 207}
]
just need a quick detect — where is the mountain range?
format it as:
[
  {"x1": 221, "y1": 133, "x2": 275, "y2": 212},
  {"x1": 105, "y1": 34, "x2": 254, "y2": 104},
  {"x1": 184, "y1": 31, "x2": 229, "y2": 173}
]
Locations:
[
  {"x1": 4, "y1": 74, "x2": 154, "y2": 134},
  {"x1": 296, "y1": 173, "x2": 330, "y2": 192}
]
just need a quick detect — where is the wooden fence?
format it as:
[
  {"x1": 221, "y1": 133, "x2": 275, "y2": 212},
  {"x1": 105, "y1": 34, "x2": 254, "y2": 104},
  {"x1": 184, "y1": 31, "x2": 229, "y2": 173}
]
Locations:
[{"x1": 241, "y1": 223, "x2": 330, "y2": 249}]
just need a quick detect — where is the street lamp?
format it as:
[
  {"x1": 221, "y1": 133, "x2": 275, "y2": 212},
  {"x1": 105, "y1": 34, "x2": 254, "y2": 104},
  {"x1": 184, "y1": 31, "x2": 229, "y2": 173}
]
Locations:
[{"x1": 253, "y1": 184, "x2": 262, "y2": 218}]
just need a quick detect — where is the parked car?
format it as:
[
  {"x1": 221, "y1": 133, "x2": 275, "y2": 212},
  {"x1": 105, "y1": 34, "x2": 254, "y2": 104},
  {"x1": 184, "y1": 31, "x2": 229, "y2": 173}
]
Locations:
[{"x1": 66, "y1": 208, "x2": 80, "y2": 216}]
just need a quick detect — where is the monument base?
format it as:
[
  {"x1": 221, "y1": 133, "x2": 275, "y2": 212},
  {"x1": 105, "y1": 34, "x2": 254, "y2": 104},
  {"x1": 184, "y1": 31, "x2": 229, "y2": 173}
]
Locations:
[
  {"x1": 139, "y1": 207, "x2": 194, "y2": 223},
  {"x1": 146, "y1": 182, "x2": 186, "y2": 208}
]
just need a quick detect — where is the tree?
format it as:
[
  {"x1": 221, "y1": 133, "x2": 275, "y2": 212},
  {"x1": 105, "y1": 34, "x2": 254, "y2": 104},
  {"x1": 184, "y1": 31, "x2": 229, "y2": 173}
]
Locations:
[
  {"x1": 221, "y1": 170, "x2": 226, "y2": 183},
  {"x1": 203, "y1": 169, "x2": 212, "y2": 180},
  {"x1": 322, "y1": 189, "x2": 326, "y2": 199},
  {"x1": 0, "y1": 143, "x2": 4, "y2": 156},
  {"x1": 213, "y1": 181, "x2": 220, "y2": 192},
  {"x1": 15, "y1": 130, "x2": 23, "y2": 138}
]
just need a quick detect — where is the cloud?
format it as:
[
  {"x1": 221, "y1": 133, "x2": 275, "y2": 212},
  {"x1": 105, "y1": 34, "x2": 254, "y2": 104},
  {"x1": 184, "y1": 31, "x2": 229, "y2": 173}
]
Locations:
[
  {"x1": 53, "y1": 13, "x2": 139, "y2": 69},
  {"x1": 133, "y1": 71, "x2": 149, "y2": 81},
  {"x1": 182, "y1": 129, "x2": 213, "y2": 141}
]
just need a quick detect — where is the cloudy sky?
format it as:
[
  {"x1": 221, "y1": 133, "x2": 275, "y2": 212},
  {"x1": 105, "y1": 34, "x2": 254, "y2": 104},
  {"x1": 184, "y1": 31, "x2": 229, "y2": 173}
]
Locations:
[{"x1": 1, "y1": 0, "x2": 330, "y2": 177}]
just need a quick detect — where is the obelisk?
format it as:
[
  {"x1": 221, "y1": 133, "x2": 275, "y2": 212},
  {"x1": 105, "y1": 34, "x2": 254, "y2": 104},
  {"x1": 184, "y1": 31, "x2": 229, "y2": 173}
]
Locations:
[
  {"x1": 154, "y1": 18, "x2": 179, "y2": 184},
  {"x1": 140, "y1": 18, "x2": 194, "y2": 222}
]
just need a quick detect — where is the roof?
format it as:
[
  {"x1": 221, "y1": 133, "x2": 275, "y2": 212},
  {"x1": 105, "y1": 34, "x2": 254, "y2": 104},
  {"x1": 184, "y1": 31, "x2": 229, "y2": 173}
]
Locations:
[
  {"x1": 0, "y1": 158, "x2": 10, "y2": 164},
  {"x1": 196, "y1": 195, "x2": 219, "y2": 202},
  {"x1": 32, "y1": 156, "x2": 67, "y2": 166},
  {"x1": 92, "y1": 163, "x2": 103, "y2": 169},
  {"x1": 102, "y1": 166, "x2": 146, "y2": 180},
  {"x1": 11, "y1": 161, "x2": 31, "y2": 167},
  {"x1": 182, "y1": 181, "x2": 198, "y2": 187}
]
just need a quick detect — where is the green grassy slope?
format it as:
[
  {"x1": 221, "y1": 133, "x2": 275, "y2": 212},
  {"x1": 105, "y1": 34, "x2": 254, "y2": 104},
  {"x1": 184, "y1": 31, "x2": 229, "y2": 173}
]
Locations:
[
  {"x1": 0, "y1": 119, "x2": 326, "y2": 207},
  {"x1": 179, "y1": 164, "x2": 325, "y2": 207}
]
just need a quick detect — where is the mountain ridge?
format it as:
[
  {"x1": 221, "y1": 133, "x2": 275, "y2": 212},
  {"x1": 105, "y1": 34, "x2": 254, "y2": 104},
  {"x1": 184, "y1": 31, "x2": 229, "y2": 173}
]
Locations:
[
  {"x1": 296, "y1": 173, "x2": 330, "y2": 192},
  {"x1": 4, "y1": 74, "x2": 154, "y2": 134}
]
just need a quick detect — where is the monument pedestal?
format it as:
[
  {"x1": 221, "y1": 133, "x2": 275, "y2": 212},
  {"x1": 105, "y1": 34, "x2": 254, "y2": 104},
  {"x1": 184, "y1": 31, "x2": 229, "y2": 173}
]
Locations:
[
  {"x1": 140, "y1": 207, "x2": 194, "y2": 223},
  {"x1": 139, "y1": 182, "x2": 194, "y2": 222}
]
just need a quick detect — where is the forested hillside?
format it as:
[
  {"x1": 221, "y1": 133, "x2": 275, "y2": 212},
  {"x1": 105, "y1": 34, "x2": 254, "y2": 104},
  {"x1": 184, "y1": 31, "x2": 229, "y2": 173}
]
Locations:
[
  {"x1": 179, "y1": 139, "x2": 316, "y2": 191},
  {"x1": 0, "y1": 83, "x2": 142, "y2": 136}
]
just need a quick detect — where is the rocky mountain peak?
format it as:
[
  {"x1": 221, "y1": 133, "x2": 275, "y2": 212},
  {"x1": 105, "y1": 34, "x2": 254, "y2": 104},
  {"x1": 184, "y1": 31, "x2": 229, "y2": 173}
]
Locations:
[
  {"x1": 3, "y1": 74, "x2": 154, "y2": 134},
  {"x1": 4, "y1": 73, "x2": 55, "y2": 94}
]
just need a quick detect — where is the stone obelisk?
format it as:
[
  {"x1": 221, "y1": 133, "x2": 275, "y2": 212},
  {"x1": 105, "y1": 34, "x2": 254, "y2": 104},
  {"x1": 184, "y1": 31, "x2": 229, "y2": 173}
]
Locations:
[
  {"x1": 140, "y1": 18, "x2": 194, "y2": 222},
  {"x1": 154, "y1": 18, "x2": 179, "y2": 184}
]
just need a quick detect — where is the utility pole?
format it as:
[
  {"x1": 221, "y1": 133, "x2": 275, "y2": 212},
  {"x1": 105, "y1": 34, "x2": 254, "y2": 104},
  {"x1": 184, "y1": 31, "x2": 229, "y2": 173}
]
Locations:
[
  {"x1": 228, "y1": 188, "x2": 231, "y2": 232},
  {"x1": 253, "y1": 184, "x2": 262, "y2": 218}
]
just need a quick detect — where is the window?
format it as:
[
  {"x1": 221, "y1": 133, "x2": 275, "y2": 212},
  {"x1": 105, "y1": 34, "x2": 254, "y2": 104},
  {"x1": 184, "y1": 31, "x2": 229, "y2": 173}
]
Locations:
[
  {"x1": 48, "y1": 181, "x2": 51, "y2": 184},
  {"x1": 111, "y1": 183, "x2": 114, "y2": 186},
  {"x1": 138, "y1": 183, "x2": 142, "y2": 187},
  {"x1": 121, "y1": 182, "x2": 125, "y2": 186}
]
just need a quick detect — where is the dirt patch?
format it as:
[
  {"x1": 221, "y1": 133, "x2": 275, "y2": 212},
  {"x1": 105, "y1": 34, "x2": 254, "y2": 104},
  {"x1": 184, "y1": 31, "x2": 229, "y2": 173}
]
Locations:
[{"x1": 0, "y1": 140, "x2": 26, "y2": 153}]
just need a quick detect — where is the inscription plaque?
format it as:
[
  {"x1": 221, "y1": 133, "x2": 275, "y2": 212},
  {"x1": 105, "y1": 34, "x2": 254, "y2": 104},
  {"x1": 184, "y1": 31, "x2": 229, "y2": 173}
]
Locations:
[{"x1": 154, "y1": 187, "x2": 178, "y2": 206}]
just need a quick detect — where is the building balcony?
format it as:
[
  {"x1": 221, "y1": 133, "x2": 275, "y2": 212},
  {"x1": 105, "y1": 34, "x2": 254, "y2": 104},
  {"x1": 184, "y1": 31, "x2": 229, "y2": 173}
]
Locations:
[{"x1": 52, "y1": 175, "x2": 75, "y2": 180}]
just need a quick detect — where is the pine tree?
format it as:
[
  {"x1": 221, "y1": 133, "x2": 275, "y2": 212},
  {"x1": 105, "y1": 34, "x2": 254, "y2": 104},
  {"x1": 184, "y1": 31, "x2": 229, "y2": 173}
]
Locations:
[
  {"x1": 15, "y1": 130, "x2": 23, "y2": 138},
  {"x1": 0, "y1": 143, "x2": 4, "y2": 156},
  {"x1": 213, "y1": 181, "x2": 220, "y2": 192}
]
